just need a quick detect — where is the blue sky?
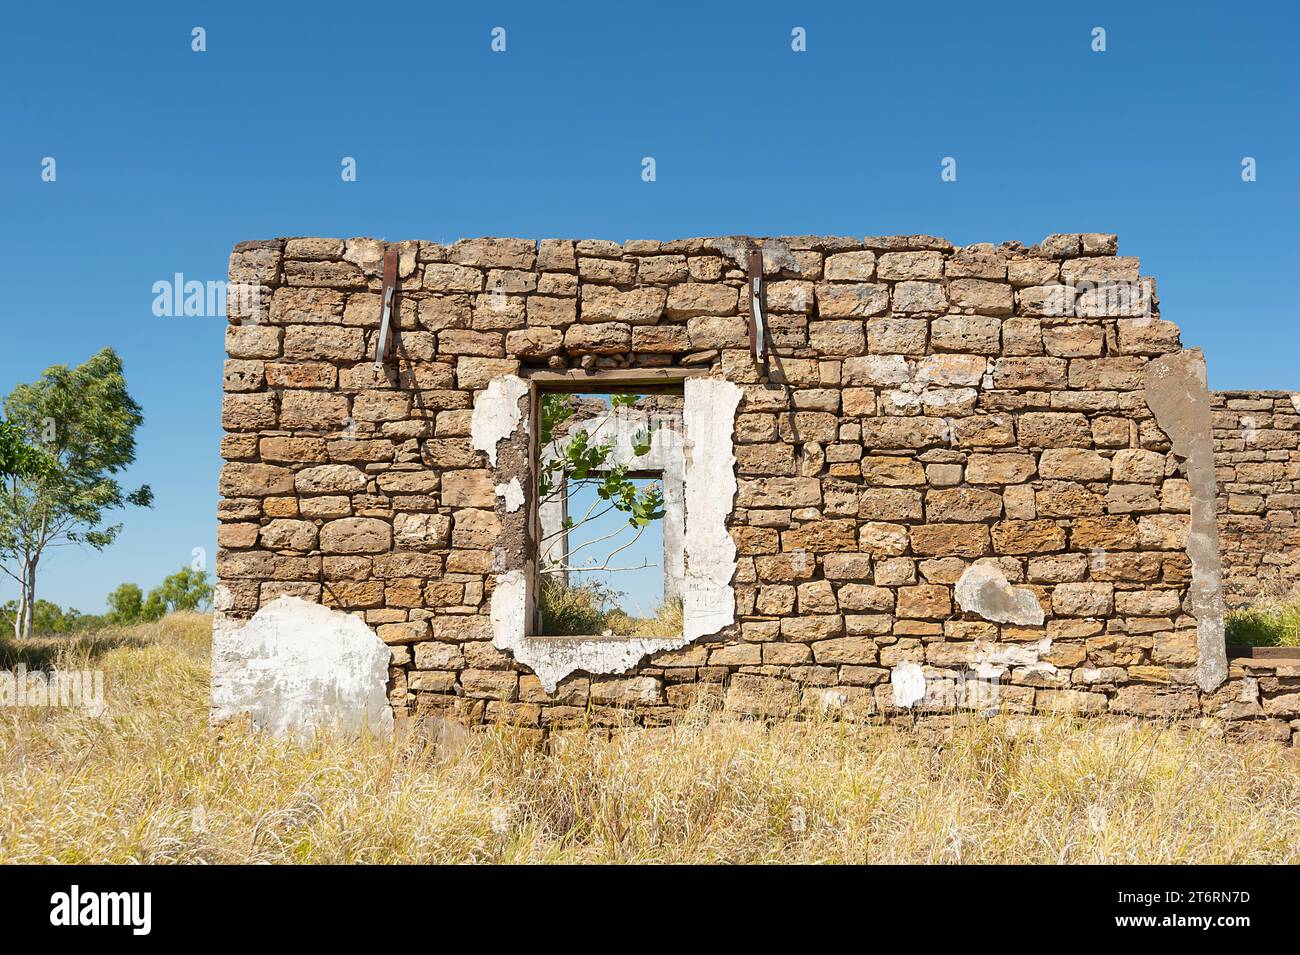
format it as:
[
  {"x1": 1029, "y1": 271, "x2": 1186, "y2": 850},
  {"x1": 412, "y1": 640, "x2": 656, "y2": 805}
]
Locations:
[
  {"x1": 565, "y1": 479, "x2": 665, "y2": 618},
  {"x1": 1, "y1": 1, "x2": 1296, "y2": 612}
]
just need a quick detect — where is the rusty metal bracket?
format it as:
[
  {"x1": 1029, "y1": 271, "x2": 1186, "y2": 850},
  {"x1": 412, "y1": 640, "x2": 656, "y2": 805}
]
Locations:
[
  {"x1": 747, "y1": 245, "x2": 766, "y2": 365},
  {"x1": 373, "y1": 248, "x2": 399, "y2": 368}
]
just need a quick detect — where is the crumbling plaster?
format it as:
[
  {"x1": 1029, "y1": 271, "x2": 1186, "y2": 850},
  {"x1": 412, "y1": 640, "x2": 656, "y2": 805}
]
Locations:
[
  {"x1": 476, "y1": 375, "x2": 742, "y2": 692},
  {"x1": 1143, "y1": 348, "x2": 1228, "y2": 693},
  {"x1": 210, "y1": 596, "x2": 394, "y2": 737}
]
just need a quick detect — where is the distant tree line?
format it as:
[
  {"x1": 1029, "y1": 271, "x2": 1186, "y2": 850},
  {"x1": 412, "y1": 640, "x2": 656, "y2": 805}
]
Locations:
[{"x1": 0, "y1": 565, "x2": 212, "y2": 636}]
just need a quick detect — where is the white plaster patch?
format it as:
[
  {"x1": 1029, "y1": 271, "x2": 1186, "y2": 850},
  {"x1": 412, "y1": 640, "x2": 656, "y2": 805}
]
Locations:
[
  {"x1": 682, "y1": 376, "x2": 743, "y2": 641},
  {"x1": 969, "y1": 662, "x2": 1008, "y2": 682},
  {"x1": 496, "y1": 477, "x2": 524, "y2": 513},
  {"x1": 891, "y1": 662, "x2": 927, "y2": 709},
  {"x1": 471, "y1": 374, "x2": 530, "y2": 467},
  {"x1": 490, "y1": 568, "x2": 529, "y2": 650},
  {"x1": 972, "y1": 637, "x2": 1051, "y2": 667},
  {"x1": 1291, "y1": 393, "x2": 1300, "y2": 416},
  {"x1": 954, "y1": 564, "x2": 1045, "y2": 626},
  {"x1": 210, "y1": 596, "x2": 393, "y2": 737}
]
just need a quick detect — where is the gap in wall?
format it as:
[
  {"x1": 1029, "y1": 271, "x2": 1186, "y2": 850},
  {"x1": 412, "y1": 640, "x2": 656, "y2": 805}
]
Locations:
[{"x1": 536, "y1": 390, "x2": 683, "y2": 638}]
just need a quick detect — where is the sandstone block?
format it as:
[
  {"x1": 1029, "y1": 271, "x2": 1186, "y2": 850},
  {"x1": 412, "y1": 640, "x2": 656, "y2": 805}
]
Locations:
[
  {"x1": 966, "y1": 453, "x2": 1036, "y2": 484},
  {"x1": 564, "y1": 322, "x2": 631, "y2": 354},
  {"x1": 877, "y1": 251, "x2": 943, "y2": 280},
  {"x1": 926, "y1": 487, "x2": 1003, "y2": 522},
  {"x1": 816, "y1": 283, "x2": 889, "y2": 318},
  {"x1": 891, "y1": 282, "x2": 947, "y2": 315},
  {"x1": 948, "y1": 279, "x2": 1012, "y2": 315},
  {"x1": 1051, "y1": 582, "x2": 1114, "y2": 616},
  {"x1": 283, "y1": 326, "x2": 365, "y2": 361},
  {"x1": 725, "y1": 674, "x2": 799, "y2": 717},
  {"x1": 442, "y1": 470, "x2": 495, "y2": 507},
  {"x1": 738, "y1": 477, "x2": 821, "y2": 508},
  {"x1": 823, "y1": 251, "x2": 876, "y2": 281},
  {"x1": 1017, "y1": 412, "x2": 1091, "y2": 448},
  {"x1": 219, "y1": 462, "x2": 294, "y2": 497},
  {"x1": 666, "y1": 283, "x2": 738, "y2": 317},
  {"x1": 581, "y1": 285, "x2": 666, "y2": 324},
  {"x1": 896, "y1": 584, "x2": 950, "y2": 618},
  {"x1": 930, "y1": 315, "x2": 1001, "y2": 354},
  {"x1": 991, "y1": 519, "x2": 1066, "y2": 554},
  {"x1": 320, "y1": 518, "x2": 392, "y2": 554},
  {"x1": 1038, "y1": 448, "x2": 1111, "y2": 480},
  {"x1": 808, "y1": 320, "x2": 866, "y2": 356},
  {"x1": 909, "y1": 523, "x2": 990, "y2": 557}
]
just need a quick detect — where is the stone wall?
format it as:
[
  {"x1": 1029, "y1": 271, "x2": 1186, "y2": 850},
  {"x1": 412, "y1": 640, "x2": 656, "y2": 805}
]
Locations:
[
  {"x1": 214, "y1": 232, "x2": 1297, "y2": 744},
  {"x1": 1212, "y1": 391, "x2": 1300, "y2": 607}
]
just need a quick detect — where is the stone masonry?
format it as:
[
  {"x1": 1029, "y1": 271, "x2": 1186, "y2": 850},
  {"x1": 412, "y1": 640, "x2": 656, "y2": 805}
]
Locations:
[
  {"x1": 1212, "y1": 391, "x2": 1300, "y2": 607},
  {"x1": 214, "y1": 233, "x2": 1300, "y2": 745}
]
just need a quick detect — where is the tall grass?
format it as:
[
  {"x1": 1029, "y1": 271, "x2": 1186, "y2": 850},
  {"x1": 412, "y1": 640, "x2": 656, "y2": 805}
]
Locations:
[{"x1": 1, "y1": 614, "x2": 1297, "y2": 864}]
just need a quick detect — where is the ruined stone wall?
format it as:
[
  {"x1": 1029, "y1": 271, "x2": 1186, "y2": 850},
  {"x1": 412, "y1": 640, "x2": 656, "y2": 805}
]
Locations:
[
  {"x1": 1212, "y1": 391, "x2": 1300, "y2": 607},
  {"x1": 214, "y1": 232, "x2": 1294, "y2": 744}
]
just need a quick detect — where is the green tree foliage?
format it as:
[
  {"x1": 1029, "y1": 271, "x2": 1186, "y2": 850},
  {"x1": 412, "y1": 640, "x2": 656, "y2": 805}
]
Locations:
[
  {"x1": 538, "y1": 393, "x2": 665, "y2": 575},
  {"x1": 0, "y1": 421, "x2": 54, "y2": 481},
  {"x1": 146, "y1": 566, "x2": 213, "y2": 616},
  {"x1": 0, "y1": 349, "x2": 152, "y2": 638},
  {"x1": 107, "y1": 567, "x2": 213, "y2": 625},
  {"x1": 105, "y1": 582, "x2": 144, "y2": 625}
]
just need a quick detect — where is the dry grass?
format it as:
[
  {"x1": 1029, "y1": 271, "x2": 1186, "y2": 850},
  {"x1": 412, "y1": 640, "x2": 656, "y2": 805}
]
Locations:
[
  {"x1": 539, "y1": 575, "x2": 683, "y2": 638},
  {"x1": 608, "y1": 598, "x2": 683, "y2": 638},
  {"x1": 1, "y1": 613, "x2": 1298, "y2": 864}
]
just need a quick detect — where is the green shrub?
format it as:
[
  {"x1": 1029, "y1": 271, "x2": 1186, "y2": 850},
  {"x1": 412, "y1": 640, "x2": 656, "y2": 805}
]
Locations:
[{"x1": 1225, "y1": 601, "x2": 1300, "y2": 647}]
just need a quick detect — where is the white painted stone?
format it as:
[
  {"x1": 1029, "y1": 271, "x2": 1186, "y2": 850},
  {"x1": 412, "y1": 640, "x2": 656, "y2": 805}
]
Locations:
[
  {"x1": 682, "y1": 377, "x2": 743, "y2": 640},
  {"x1": 496, "y1": 476, "x2": 525, "y2": 513},
  {"x1": 210, "y1": 596, "x2": 393, "y2": 737},
  {"x1": 973, "y1": 637, "x2": 1051, "y2": 667},
  {"x1": 891, "y1": 662, "x2": 927, "y2": 709},
  {"x1": 490, "y1": 567, "x2": 529, "y2": 652},
  {"x1": 490, "y1": 565, "x2": 687, "y2": 692},
  {"x1": 954, "y1": 563, "x2": 1045, "y2": 626},
  {"x1": 471, "y1": 374, "x2": 530, "y2": 467}
]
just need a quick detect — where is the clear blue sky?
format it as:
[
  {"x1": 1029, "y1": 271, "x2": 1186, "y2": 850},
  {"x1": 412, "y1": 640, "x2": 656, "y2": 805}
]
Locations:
[{"x1": 2, "y1": 1, "x2": 1296, "y2": 612}]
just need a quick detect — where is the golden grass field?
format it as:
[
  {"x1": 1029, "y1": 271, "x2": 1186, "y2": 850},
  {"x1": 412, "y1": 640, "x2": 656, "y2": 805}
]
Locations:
[{"x1": 1, "y1": 612, "x2": 1297, "y2": 864}]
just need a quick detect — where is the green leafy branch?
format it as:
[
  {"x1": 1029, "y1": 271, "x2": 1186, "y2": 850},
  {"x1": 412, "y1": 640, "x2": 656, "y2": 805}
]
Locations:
[{"x1": 538, "y1": 393, "x2": 664, "y2": 574}]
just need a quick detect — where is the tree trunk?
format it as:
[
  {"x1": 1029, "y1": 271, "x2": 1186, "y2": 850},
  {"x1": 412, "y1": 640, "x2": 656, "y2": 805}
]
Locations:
[
  {"x1": 12, "y1": 575, "x2": 24, "y2": 640},
  {"x1": 17, "y1": 556, "x2": 36, "y2": 640}
]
